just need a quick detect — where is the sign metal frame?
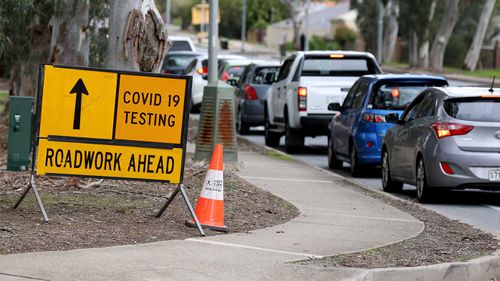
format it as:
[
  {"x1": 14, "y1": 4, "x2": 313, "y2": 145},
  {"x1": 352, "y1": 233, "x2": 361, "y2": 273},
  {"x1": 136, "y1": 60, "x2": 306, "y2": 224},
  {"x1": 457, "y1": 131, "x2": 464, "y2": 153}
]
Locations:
[{"x1": 14, "y1": 64, "x2": 205, "y2": 236}]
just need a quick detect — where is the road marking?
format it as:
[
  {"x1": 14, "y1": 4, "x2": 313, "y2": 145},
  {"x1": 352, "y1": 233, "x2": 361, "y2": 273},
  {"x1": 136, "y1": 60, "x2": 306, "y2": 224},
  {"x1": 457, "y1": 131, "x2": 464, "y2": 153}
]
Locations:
[
  {"x1": 484, "y1": 204, "x2": 500, "y2": 212},
  {"x1": 186, "y1": 238, "x2": 324, "y2": 259},
  {"x1": 240, "y1": 176, "x2": 334, "y2": 184}
]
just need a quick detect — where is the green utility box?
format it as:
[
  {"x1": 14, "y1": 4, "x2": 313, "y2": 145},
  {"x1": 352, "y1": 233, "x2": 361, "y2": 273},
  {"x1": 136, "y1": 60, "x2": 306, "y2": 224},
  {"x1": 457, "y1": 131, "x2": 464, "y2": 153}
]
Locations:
[{"x1": 7, "y1": 96, "x2": 33, "y2": 171}]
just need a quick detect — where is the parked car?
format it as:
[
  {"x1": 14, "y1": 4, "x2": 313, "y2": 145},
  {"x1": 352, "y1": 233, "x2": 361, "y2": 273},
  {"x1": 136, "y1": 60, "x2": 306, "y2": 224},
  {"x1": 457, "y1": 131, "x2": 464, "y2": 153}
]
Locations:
[
  {"x1": 265, "y1": 51, "x2": 382, "y2": 153},
  {"x1": 382, "y1": 87, "x2": 500, "y2": 202},
  {"x1": 168, "y1": 36, "x2": 196, "y2": 52},
  {"x1": 327, "y1": 74, "x2": 448, "y2": 176},
  {"x1": 161, "y1": 51, "x2": 207, "y2": 111},
  {"x1": 234, "y1": 61, "x2": 281, "y2": 134},
  {"x1": 218, "y1": 58, "x2": 252, "y2": 85}
]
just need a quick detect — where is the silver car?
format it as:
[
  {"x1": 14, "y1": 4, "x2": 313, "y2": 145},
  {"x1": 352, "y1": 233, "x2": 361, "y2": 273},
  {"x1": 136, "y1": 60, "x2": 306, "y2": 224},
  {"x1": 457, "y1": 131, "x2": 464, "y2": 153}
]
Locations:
[{"x1": 381, "y1": 87, "x2": 500, "y2": 202}]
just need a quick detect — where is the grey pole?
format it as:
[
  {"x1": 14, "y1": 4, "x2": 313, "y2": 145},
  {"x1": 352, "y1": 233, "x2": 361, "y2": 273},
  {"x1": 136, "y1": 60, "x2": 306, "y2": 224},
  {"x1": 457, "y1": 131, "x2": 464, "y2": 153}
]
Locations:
[
  {"x1": 165, "y1": 0, "x2": 171, "y2": 25},
  {"x1": 208, "y1": 0, "x2": 218, "y2": 85},
  {"x1": 201, "y1": 0, "x2": 206, "y2": 33},
  {"x1": 304, "y1": 0, "x2": 310, "y2": 51},
  {"x1": 241, "y1": 0, "x2": 247, "y2": 53},
  {"x1": 377, "y1": 0, "x2": 384, "y2": 63}
]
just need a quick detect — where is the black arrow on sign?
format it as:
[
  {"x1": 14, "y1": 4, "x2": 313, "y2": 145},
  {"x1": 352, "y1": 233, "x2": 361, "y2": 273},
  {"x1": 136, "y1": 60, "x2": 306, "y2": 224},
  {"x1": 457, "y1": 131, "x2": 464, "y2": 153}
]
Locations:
[{"x1": 70, "y1": 78, "x2": 89, "y2": 130}]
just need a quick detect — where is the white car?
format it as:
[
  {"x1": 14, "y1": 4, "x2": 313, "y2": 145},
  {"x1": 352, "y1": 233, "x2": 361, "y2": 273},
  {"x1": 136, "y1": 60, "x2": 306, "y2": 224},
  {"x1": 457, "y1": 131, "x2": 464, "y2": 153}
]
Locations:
[{"x1": 168, "y1": 36, "x2": 196, "y2": 52}]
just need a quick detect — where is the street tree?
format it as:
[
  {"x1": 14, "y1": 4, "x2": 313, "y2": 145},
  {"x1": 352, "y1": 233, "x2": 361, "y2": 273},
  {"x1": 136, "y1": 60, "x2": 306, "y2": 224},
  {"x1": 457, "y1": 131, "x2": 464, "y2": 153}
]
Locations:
[
  {"x1": 280, "y1": 0, "x2": 307, "y2": 50},
  {"x1": 430, "y1": 0, "x2": 461, "y2": 72},
  {"x1": 463, "y1": 0, "x2": 496, "y2": 71},
  {"x1": 382, "y1": 0, "x2": 399, "y2": 63},
  {"x1": 106, "y1": 0, "x2": 167, "y2": 72}
]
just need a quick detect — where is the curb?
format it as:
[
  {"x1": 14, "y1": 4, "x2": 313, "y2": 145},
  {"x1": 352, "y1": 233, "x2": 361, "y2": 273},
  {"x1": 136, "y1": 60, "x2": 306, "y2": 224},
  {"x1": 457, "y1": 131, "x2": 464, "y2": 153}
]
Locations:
[{"x1": 239, "y1": 135, "x2": 500, "y2": 281}]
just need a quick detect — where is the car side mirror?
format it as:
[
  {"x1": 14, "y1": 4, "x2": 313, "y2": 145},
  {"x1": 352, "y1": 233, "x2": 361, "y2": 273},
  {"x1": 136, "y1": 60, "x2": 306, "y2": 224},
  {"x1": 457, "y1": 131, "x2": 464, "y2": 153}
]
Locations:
[
  {"x1": 385, "y1": 113, "x2": 400, "y2": 124},
  {"x1": 328, "y1": 102, "x2": 342, "y2": 112}
]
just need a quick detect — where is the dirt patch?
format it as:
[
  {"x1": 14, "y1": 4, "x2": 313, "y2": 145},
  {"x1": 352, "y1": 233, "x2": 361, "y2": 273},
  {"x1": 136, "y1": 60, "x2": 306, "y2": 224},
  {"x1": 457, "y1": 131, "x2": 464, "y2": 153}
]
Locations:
[
  {"x1": 297, "y1": 180, "x2": 499, "y2": 268},
  {"x1": 0, "y1": 117, "x2": 299, "y2": 255}
]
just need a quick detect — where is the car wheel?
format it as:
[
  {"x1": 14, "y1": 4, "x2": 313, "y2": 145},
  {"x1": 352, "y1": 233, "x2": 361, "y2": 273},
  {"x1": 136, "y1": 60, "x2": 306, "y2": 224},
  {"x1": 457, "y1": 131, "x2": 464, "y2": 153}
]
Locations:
[
  {"x1": 328, "y1": 136, "x2": 343, "y2": 169},
  {"x1": 284, "y1": 115, "x2": 303, "y2": 154},
  {"x1": 349, "y1": 145, "x2": 362, "y2": 177},
  {"x1": 381, "y1": 150, "x2": 403, "y2": 192},
  {"x1": 236, "y1": 110, "x2": 249, "y2": 135},
  {"x1": 264, "y1": 112, "x2": 280, "y2": 147},
  {"x1": 416, "y1": 157, "x2": 433, "y2": 203}
]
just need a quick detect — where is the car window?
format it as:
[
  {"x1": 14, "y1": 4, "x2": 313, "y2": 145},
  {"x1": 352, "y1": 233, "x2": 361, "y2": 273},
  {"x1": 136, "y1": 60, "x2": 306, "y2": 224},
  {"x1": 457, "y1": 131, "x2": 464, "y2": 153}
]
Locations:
[
  {"x1": 418, "y1": 93, "x2": 438, "y2": 118},
  {"x1": 342, "y1": 81, "x2": 361, "y2": 109},
  {"x1": 352, "y1": 81, "x2": 368, "y2": 109},
  {"x1": 252, "y1": 66, "x2": 279, "y2": 84},
  {"x1": 169, "y1": 41, "x2": 193, "y2": 52},
  {"x1": 238, "y1": 66, "x2": 252, "y2": 86},
  {"x1": 300, "y1": 56, "x2": 381, "y2": 77},
  {"x1": 402, "y1": 95, "x2": 426, "y2": 122},
  {"x1": 370, "y1": 84, "x2": 440, "y2": 110},
  {"x1": 277, "y1": 58, "x2": 294, "y2": 81},
  {"x1": 443, "y1": 97, "x2": 500, "y2": 122}
]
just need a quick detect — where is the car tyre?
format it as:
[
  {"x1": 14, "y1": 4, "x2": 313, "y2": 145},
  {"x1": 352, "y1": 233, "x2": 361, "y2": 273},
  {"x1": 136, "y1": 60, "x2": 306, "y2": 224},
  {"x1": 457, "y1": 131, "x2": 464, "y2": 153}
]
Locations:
[
  {"x1": 328, "y1": 136, "x2": 343, "y2": 169},
  {"x1": 237, "y1": 110, "x2": 249, "y2": 135},
  {"x1": 349, "y1": 145, "x2": 362, "y2": 177},
  {"x1": 416, "y1": 157, "x2": 433, "y2": 203},
  {"x1": 381, "y1": 150, "x2": 403, "y2": 192},
  {"x1": 264, "y1": 110, "x2": 280, "y2": 147},
  {"x1": 285, "y1": 114, "x2": 303, "y2": 154}
]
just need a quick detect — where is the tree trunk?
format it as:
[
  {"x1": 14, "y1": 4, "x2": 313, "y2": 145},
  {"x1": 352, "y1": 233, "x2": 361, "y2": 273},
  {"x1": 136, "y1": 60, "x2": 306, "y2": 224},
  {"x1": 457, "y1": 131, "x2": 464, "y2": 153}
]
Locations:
[
  {"x1": 48, "y1": 0, "x2": 90, "y2": 66},
  {"x1": 281, "y1": 0, "x2": 306, "y2": 50},
  {"x1": 107, "y1": 0, "x2": 168, "y2": 72},
  {"x1": 463, "y1": 0, "x2": 496, "y2": 71},
  {"x1": 417, "y1": 0, "x2": 437, "y2": 68},
  {"x1": 409, "y1": 32, "x2": 419, "y2": 68},
  {"x1": 382, "y1": 0, "x2": 399, "y2": 63},
  {"x1": 430, "y1": 0, "x2": 460, "y2": 72}
]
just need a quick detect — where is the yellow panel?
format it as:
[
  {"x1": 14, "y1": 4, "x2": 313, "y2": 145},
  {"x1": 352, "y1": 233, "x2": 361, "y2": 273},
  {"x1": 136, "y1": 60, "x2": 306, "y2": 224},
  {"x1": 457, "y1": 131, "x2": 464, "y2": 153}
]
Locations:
[
  {"x1": 39, "y1": 66, "x2": 117, "y2": 139},
  {"x1": 114, "y1": 74, "x2": 187, "y2": 144},
  {"x1": 36, "y1": 139, "x2": 183, "y2": 183}
]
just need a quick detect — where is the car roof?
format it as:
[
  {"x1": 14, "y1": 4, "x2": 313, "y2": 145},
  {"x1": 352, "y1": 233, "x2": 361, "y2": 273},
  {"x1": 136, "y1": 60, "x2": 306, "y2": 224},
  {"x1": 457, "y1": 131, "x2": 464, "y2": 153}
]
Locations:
[
  {"x1": 247, "y1": 60, "x2": 281, "y2": 67},
  {"x1": 437, "y1": 86, "x2": 500, "y2": 98},
  {"x1": 293, "y1": 50, "x2": 377, "y2": 59},
  {"x1": 165, "y1": 51, "x2": 204, "y2": 56},
  {"x1": 362, "y1": 73, "x2": 447, "y2": 82}
]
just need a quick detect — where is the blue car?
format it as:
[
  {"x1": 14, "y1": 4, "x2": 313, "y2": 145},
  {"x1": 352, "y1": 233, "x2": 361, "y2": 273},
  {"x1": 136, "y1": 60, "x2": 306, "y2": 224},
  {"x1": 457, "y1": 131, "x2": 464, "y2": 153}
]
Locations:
[{"x1": 327, "y1": 74, "x2": 448, "y2": 176}]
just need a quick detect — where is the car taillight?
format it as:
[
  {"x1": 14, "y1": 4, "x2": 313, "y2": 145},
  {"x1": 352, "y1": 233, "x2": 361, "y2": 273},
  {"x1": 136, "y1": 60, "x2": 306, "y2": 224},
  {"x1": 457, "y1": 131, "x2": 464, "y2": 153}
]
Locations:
[
  {"x1": 431, "y1": 122, "x2": 474, "y2": 139},
  {"x1": 196, "y1": 67, "x2": 207, "y2": 75},
  {"x1": 361, "y1": 114, "x2": 386, "y2": 123},
  {"x1": 298, "y1": 87, "x2": 307, "y2": 112},
  {"x1": 245, "y1": 85, "x2": 258, "y2": 100}
]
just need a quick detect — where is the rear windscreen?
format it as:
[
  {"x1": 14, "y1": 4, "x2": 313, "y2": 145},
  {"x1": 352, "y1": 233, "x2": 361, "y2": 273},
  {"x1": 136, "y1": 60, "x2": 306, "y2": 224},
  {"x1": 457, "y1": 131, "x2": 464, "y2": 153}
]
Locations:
[
  {"x1": 370, "y1": 81, "x2": 447, "y2": 110},
  {"x1": 252, "y1": 67, "x2": 279, "y2": 84},
  {"x1": 443, "y1": 98, "x2": 500, "y2": 122},
  {"x1": 169, "y1": 41, "x2": 193, "y2": 52},
  {"x1": 300, "y1": 57, "x2": 379, "y2": 77}
]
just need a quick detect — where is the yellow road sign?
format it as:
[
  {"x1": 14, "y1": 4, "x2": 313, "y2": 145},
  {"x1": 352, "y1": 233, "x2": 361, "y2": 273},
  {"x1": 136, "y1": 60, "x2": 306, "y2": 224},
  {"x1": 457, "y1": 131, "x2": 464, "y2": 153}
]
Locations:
[
  {"x1": 39, "y1": 65, "x2": 117, "y2": 139},
  {"x1": 37, "y1": 139, "x2": 184, "y2": 183},
  {"x1": 114, "y1": 74, "x2": 187, "y2": 144}
]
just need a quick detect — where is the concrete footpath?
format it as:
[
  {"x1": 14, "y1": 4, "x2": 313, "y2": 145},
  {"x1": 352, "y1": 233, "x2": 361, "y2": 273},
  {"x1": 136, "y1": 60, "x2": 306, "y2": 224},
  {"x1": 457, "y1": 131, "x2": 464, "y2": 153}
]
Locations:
[{"x1": 0, "y1": 150, "x2": 499, "y2": 280}]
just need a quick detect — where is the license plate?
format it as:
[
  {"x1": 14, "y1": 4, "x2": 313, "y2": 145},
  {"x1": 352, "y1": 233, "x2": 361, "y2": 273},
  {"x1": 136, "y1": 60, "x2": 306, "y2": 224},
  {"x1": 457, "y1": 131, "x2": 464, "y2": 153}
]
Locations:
[{"x1": 488, "y1": 169, "x2": 500, "y2": 181}]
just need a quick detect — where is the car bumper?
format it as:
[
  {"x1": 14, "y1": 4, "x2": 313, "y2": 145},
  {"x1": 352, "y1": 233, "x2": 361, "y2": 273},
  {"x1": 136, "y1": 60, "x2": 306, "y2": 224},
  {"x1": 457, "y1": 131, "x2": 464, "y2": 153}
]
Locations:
[
  {"x1": 425, "y1": 142, "x2": 500, "y2": 189},
  {"x1": 354, "y1": 132, "x2": 382, "y2": 165},
  {"x1": 241, "y1": 100, "x2": 264, "y2": 126},
  {"x1": 300, "y1": 114, "x2": 334, "y2": 135}
]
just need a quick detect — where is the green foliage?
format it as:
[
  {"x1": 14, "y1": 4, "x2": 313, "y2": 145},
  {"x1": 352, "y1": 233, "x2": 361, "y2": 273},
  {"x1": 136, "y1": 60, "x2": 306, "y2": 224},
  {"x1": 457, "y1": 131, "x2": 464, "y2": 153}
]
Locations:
[
  {"x1": 355, "y1": 0, "x2": 378, "y2": 54},
  {"x1": 444, "y1": 36, "x2": 468, "y2": 68},
  {"x1": 89, "y1": 0, "x2": 109, "y2": 68},
  {"x1": 309, "y1": 36, "x2": 340, "y2": 51},
  {"x1": 334, "y1": 25, "x2": 357, "y2": 49}
]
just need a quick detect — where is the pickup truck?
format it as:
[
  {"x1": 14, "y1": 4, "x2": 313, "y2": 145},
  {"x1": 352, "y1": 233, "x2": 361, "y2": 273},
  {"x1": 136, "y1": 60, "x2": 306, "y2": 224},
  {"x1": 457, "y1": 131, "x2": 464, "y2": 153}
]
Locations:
[{"x1": 264, "y1": 51, "x2": 382, "y2": 152}]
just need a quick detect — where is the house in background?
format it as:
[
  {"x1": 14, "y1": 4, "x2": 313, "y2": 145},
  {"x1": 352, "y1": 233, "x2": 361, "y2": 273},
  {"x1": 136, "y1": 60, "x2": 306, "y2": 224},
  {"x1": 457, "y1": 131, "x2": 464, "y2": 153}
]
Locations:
[{"x1": 265, "y1": 0, "x2": 356, "y2": 49}]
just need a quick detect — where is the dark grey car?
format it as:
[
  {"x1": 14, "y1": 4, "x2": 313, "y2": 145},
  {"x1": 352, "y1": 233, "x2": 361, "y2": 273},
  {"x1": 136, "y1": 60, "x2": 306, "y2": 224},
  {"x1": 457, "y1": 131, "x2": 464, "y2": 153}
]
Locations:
[
  {"x1": 382, "y1": 87, "x2": 500, "y2": 202},
  {"x1": 234, "y1": 62, "x2": 281, "y2": 134}
]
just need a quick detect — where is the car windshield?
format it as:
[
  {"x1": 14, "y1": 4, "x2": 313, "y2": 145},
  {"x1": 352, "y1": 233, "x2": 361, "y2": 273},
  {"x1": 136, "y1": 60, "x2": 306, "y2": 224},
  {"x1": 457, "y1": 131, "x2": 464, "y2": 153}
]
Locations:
[
  {"x1": 162, "y1": 55, "x2": 197, "y2": 73},
  {"x1": 169, "y1": 41, "x2": 193, "y2": 52},
  {"x1": 370, "y1": 85, "x2": 426, "y2": 110},
  {"x1": 227, "y1": 66, "x2": 245, "y2": 78},
  {"x1": 301, "y1": 56, "x2": 379, "y2": 77},
  {"x1": 252, "y1": 67, "x2": 279, "y2": 84},
  {"x1": 443, "y1": 97, "x2": 500, "y2": 122}
]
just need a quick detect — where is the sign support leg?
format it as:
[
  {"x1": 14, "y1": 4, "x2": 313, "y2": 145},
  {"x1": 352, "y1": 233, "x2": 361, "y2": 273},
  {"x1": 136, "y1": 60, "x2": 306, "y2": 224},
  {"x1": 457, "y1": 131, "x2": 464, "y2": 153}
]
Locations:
[
  {"x1": 156, "y1": 184, "x2": 205, "y2": 236},
  {"x1": 13, "y1": 175, "x2": 49, "y2": 222}
]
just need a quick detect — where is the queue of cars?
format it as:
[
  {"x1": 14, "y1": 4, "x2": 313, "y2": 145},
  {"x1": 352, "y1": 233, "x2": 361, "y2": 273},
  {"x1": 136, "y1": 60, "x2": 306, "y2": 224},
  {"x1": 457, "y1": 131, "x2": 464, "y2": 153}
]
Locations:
[{"x1": 162, "y1": 43, "x2": 500, "y2": 202}]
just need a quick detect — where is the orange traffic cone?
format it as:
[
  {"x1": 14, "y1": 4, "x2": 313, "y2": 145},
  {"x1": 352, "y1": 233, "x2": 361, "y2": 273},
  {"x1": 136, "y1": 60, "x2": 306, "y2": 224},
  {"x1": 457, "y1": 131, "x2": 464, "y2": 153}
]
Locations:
[{"x1": 186, "y1": 144, "x2": 228, "y2": 232}]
